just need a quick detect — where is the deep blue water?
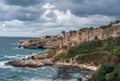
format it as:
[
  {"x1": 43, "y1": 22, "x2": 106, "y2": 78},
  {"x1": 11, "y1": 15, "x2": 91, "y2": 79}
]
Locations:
[{"x1": 0, "y1": 37, "x2": 92, "y2": 81}]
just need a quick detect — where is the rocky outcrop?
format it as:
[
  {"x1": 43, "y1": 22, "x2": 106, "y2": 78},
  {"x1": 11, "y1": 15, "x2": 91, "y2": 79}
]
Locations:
[
  {"x1": 18, "y1": 37, "x2": 61, "y2": 49},
  {"x1": 5, "y1": 59, "x2": 53, "y2": 68},
  {"x1": 5, "y1": 54, "x2": 53, "y2": 68},
  {"x1": 5, "y1": 53, "x2": 98, "y2": 71},
  {"x1": 5, "y1": 24, "x2": 120, "y2": 81},
  {"x1": 8, "y1": 25, "x2": 120, "y2": 68}
]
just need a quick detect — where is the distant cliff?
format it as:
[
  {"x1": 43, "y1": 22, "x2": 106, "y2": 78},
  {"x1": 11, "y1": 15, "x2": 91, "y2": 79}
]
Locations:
[{"x1": 19, "y1": 25, "x2": 120, "y2": 50}]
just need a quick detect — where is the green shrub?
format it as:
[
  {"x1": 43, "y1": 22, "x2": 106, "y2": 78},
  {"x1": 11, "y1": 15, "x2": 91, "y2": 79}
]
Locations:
[
  {"x1": 90, "y1": 64, "x2": 120, "y2": 81},
  {"x1": 79, "y1": 27, "x2": 94, "y2": 31},
  {"x1": 91, "y1": 64, "x2": 115, "y2": 81}
]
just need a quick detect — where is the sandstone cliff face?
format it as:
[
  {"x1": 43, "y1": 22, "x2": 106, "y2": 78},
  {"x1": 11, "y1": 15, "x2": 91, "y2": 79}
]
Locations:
[
  {"x1": 63, "y1": 26, "x2": 120, "y2": 47},
  {"x1": 18, "y1": 25, "x2": 120, "y2": 49}
]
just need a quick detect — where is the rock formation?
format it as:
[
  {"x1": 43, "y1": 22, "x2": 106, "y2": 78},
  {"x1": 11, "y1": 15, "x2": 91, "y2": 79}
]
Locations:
[
  {"x1": 5, "y1": 54, "x2": 53, "y2": 68},
  {"x1": 6, "y1": 24, "x2": 120, "y2": 69}
]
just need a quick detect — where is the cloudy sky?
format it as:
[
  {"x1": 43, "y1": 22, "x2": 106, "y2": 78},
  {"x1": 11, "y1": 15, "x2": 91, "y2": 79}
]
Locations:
[{"x1": 0, "y1": 0, "x2": 119, "y2": 37}]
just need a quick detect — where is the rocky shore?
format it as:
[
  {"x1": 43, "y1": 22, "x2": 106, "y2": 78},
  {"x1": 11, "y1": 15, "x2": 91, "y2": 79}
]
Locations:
[
  {"x1": 5, "y1": 53, "x2": 98, "y2": 71},
  {"x1": 5, "y1": 23, "x2": 120, "y2": 81},
  {"x1": 5, "y1": 54, "x2": 53, "y2": 68}
]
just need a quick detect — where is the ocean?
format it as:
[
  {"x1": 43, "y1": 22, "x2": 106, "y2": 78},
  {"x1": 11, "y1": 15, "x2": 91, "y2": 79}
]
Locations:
[{"x1": 0, "y1": 37, "x2": 92, "y2": 81}]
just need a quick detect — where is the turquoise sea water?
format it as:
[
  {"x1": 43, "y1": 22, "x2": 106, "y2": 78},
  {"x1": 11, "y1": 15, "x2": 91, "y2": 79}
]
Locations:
[{"x1": 0, "y1": 37, "x2": 92, "y2": 81}]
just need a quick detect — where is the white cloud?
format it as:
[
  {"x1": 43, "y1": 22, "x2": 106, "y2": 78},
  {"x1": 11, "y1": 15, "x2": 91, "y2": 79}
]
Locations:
[
  {"x1": 4, "y1": 20, "x2": 24, "y2": 27},
  {"x1": 0, "y1": 2, "x2": 116, "y2": 37},
  {"x1": 41, "y1": 4, "x2": 115, "y2": 27},
  {"x1": 54, "y1": 9, "x2": 115, "y2": 27},
  {"x1": 41, "y1": 10, "x2": 53, "y2": 21},
  {"x1": 42, "y1": 3, "x2": 55, "y2": 9}
]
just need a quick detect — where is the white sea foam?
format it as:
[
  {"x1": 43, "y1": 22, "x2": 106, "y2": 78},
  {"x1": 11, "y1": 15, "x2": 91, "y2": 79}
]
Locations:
[
  {"x1": 0, "y1": 61, "x2": 12, "y2": 68},
  {"x1": 4, "y1": 54, "x2": 26, "y2": 60},
  {"x1": 12, "y1": 47, "x2": 24, "y2": 50},
  {"x1": 24, "y1": 78, "x2": 53, "y2": 81},
  {"x1": 25, "y1": 78, "x2": 76, "y2": 81}
]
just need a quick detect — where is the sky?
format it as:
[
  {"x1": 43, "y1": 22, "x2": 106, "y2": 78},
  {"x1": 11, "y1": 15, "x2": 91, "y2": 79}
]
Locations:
[{"x1": 0, "y1": 0, "x2": 120, "y2": 37}]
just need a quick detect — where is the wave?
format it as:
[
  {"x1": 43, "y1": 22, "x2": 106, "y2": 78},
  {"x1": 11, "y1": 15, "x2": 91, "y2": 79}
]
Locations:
[
  {"x1": 24, "y1": 78, "x2": 76, "y2": 81},
  {"x1": 0, "y1": 61, "x2": 12, "y2": 68},
  {"x1": 26, "y1": 78, "x2": 52, "y2": 81},
  {"x1": 12, "y1": 47, "x2": 24, "y2": 50},
  {"x1": 4, "y1": 54, "x2": 26, "y2": 59}
]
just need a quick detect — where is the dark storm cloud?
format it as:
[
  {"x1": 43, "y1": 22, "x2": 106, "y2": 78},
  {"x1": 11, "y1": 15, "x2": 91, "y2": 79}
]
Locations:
[
  {"x1": 13, "y1": 8, "x2": 42, "y2": 21},
  {"x1": 4, "y1": 0, "x2": 44, "y2": 7},
  {"x1": 50, "y1": 0, "x2": 120, "y2": 18},
  {"x1": 2, "y1": 0, "x2": 120, "y2": 21},
  {"x1": 71, "y1": 0, "x2": 120, "y2": 17}
]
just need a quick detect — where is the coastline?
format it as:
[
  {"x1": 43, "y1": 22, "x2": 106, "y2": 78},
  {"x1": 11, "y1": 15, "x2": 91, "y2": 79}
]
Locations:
[
  {"x1": 55, "y1": 62, "x2": 98, "y2": 71},
  {"x1": 4, "y1": 24, "x2": 120, "y2": 81},
  {"x1": 5, "y1": 53, "x2": 98, "y2": 71}
]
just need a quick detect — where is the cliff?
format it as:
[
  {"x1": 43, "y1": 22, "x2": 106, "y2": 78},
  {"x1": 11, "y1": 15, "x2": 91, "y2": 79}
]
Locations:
[
  {"x1": 5, "y1": 22, "x2": 120, "y2": 81},
  {"x1": 18, "y1": 25, "x2": 120, "y2": 50}
]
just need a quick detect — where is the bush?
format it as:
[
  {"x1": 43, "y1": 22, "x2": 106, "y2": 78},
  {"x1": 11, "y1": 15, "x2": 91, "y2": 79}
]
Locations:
[
  {"x1": 91, "y1": 64, "x2": 115, "y2": 81},
  {"x1": 79, "y1": 27, "x2": 94, "y2": 31},
  {"x1": 90, "y1": 64, "x2": 120, "y2": 81}
]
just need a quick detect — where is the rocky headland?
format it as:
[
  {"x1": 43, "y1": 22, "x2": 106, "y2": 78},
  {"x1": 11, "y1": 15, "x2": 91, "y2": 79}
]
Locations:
[
  {"x1": 5, "y1": 21, "x2": 120, "y2": 81},
  {"x1": 6, "y1": 22, "x2": 120, "y2": 68}
]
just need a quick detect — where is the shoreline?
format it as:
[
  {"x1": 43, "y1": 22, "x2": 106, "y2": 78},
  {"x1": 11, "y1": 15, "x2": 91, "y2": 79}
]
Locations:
[
  {"x1": 5, "y1": 53, "x2": 99, "y2": 71},
  {"x1": 55, "y1": 62, "x2": 98, "y2": 71}
]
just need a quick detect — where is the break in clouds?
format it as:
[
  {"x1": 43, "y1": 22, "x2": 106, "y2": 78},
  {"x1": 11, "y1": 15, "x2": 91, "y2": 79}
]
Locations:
[{"x1": 0, "y1": 0, "x2": 120, "y2": 37}]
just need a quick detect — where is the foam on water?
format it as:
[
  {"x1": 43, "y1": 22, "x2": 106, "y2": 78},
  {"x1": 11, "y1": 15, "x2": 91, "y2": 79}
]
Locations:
[
  {"x1": 27, "y1": 78, "x2": 53, "y2": 81},
  {"x1": 0, "y1": 61, "x2": 12, "y2": 68},
  {"x1": 24, "y1": 78, "x2": 77, "y2": 81},
  {"x1": 12, "y1": 47, "x2": 24, "y2": 50},
  {"x1": 4, "y1": 54, "x2": 26, "y2": 59}
]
